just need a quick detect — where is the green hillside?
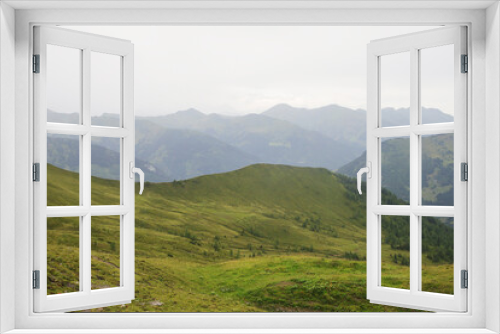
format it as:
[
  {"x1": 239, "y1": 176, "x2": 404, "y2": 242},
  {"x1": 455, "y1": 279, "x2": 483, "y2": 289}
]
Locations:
[{"x1": 46, "y1": 164, "x2": 453, "y2": 312}]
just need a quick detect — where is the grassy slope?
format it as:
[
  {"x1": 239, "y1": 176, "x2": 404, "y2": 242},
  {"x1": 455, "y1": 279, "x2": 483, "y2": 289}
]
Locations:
[{"x1": 46, "y1": 163, "x2": 452, "y2": 312}]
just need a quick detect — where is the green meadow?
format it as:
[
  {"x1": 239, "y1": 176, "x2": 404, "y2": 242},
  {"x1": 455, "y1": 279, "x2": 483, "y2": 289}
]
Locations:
[{"x1": 46, "y1": 163, "x2": 453, "y2": 312}]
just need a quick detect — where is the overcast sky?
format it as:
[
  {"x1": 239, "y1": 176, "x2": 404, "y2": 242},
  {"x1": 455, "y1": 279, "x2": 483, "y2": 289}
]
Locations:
[{"x1": 56, "y1": 25, "x2": 451, "y2": 117}]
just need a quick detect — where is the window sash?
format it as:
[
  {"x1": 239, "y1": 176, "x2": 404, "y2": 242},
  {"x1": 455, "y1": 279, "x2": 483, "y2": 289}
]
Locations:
[
  {"x1": 366, "y1": 26, "x2": 468, "y2": 312},
  {"x1": 33, "y1": 26, "x2": 135, "y2": 313}
]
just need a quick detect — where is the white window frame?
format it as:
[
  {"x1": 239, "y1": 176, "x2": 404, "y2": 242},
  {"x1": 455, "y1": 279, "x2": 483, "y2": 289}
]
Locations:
[
  {"x1": 33, "y1": 26, "x2": 136, "y2": 313},
  {"x1": 1, "y1": 2, "x2": 499, "y2": 333},
  {"x1": 366, "y1": 26, "x2": 467, "y2": 312}
]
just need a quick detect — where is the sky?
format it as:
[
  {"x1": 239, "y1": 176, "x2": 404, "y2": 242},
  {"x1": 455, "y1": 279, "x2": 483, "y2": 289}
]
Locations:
[{"x1": 53, "y1": 25, "x2": 452, "y2": 117}]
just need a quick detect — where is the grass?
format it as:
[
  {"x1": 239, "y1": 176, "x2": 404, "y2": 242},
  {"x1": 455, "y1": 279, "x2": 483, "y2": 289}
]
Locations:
[{"x1": 46, "y1": 163, "x2": 453, "y2": 312}]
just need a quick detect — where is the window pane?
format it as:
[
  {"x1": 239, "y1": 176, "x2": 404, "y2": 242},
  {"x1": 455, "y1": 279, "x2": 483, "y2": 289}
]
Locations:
[
  {"x1": 421, "y1": 217, "x2": 454, "y2": 294},
  {"x1": 91, "y1": 137, "x2": 121, "y2": 206},
  {"x1": 47, "y1": 217, "x2": 80, "y2": 295},
  {"x1": 46, "y1": 44, "x2": 82, "y2": 124},
  {"x1": 420, "y1": 45, "x2": 454, "y2": 124},
  {"x1": 91, "y1": 215, "x2": 121, "y2": 290},
  {"x1": 47, "y1": 134, "x2": 80, "y2": 206},
  {"x1": 91, "y1": 52, "x2": 121, "y2": 127},
  {"x1": 380, "y1": 52, "x2": 410, "y2": 127},
  {"x1": 421, "y1": 134, "x2": 454, "y2": 206},
  {"x1": 381, "y1": 137, "x2": 410, "y2": 205},
  {"x1": 381, "y1": 215, "x2": 410, "y2": 289}
]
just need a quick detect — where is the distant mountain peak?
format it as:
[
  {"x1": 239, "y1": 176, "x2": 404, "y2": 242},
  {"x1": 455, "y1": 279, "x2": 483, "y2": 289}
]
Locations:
[
  {"x1": 175, "y1": 108, "x2": 205, "y2": 117},
  {"x1": 322, "y1": 103, "x2": 347, "y2": 110},
  {"x1": 265, "y1": 103, "x2": 299, "y2": 113},
  {"x1": 270, "y1": 103, "x2": 294, "y2": 109},
  {"x1": 265, "y1": 103, "x2": 359, "y2": 116}
]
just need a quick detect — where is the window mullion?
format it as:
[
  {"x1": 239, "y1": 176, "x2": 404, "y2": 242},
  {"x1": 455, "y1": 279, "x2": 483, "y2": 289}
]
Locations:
[
  {"x1": 409, "y1": 47, "x2": 420, "y2": 294},
  {"x1": 82, "y1": 47, "x2": 92, "y2": 294}
]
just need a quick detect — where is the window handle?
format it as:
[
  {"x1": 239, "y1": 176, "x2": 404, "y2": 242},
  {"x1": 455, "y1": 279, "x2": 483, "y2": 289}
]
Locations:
[
  {"x1": 356, "y1": 162, "x2": 371, "y2": 195},
  {"x1": 129, "y1": 162, "x2": 145, "y2": 195}
]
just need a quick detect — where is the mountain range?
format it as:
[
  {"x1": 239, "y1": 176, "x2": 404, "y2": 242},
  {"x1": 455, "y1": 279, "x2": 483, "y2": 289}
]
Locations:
[
  {"x1": 47, "y1": 104, "x2": 453, "y2": 185},
  {"x1": 48, "y1": 135, "x2": 169, "y2": 182},
  {"x1": 138, "y1": 109, "x2": 360, "y2": 170},
  {"x1": 262, "y1": 104, "x2": 453, "y2": 148}
]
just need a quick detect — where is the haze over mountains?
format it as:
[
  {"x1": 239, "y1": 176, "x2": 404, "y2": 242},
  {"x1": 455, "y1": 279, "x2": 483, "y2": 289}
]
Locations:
[{"x1": 47, "y1": 104, "x2": 453, "y2": 183}]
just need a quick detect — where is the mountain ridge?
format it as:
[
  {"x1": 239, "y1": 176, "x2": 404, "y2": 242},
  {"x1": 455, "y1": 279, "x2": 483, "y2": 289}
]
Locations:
[
  {"x1": 138, "y1": 110, "x2": 360, "y2": 170},
  {"x1": 47, "y1": 103, "x2": 454, "y2": 184}
]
